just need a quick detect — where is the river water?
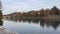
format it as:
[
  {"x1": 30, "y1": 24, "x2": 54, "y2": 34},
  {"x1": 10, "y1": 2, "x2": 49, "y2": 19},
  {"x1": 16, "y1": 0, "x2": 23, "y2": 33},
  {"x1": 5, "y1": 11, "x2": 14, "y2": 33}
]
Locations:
[{"x1": 2, "y1": 19, "x2": 60, "y2": 34}]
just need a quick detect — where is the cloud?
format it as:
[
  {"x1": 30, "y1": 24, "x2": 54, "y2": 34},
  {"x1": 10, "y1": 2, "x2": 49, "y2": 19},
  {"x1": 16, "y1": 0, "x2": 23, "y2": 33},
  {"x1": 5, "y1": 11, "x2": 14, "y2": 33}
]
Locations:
[{"x1": 2, "y1": 0, "x2": 60, "y2": 14}]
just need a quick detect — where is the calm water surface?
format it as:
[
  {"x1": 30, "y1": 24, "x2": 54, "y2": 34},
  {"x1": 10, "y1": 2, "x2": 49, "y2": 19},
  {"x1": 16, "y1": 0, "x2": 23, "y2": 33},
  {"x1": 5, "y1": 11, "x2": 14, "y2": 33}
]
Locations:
[{"x1": 2, "y1": 19, "x2": 60, "y2": 34}]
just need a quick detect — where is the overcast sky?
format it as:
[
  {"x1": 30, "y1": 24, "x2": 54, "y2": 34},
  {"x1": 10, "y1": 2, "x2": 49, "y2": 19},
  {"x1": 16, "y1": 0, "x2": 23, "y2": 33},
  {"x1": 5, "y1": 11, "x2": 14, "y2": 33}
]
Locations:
[{"x1": 2, "y1": 0, "x2": 60, "y2": 15}]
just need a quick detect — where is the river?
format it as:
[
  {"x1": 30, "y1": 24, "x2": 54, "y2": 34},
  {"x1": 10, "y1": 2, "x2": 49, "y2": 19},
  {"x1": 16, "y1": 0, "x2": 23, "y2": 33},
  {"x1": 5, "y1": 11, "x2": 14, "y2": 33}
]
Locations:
[{"x1": 2, "y1": 19, "x2": 60, "y2": 34}]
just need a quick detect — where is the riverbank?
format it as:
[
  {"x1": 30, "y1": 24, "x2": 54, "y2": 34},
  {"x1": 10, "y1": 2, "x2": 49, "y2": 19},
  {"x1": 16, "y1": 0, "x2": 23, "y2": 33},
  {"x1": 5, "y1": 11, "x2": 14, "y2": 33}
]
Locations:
[{"x1": 0, "y1": 26, "x2": 17, "y2": 34}]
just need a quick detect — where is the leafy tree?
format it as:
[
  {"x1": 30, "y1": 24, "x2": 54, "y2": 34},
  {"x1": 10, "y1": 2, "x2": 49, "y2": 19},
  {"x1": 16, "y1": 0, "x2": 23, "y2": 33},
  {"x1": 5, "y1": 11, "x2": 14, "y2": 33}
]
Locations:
[
  {"x1": 40, "y1": 9, "x2": 45, "y2": 17},
  {"x1": 0, "y1": 10, "x2": 3, "y2": 19},
  {"x1": 50, "y1": 6, "x2": 59, "y2": 15}
]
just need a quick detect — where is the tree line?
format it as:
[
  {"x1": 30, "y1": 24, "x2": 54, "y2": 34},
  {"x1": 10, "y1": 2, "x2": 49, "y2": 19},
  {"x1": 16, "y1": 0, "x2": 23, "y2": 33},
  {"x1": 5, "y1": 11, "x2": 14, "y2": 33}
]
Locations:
[{"x1": 4, "y1": 6, "x2": 60, "y2": 20}]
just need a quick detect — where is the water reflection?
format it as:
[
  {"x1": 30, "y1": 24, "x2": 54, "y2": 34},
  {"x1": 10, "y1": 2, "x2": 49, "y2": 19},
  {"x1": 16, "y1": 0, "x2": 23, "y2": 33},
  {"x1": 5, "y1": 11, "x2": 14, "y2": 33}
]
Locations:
[
  {"x1": 40, "y1": 20, "x2": 60, "y2": 30},
  {"x1": 6, "y1": 19, "x2": 60, "y2": 30}
]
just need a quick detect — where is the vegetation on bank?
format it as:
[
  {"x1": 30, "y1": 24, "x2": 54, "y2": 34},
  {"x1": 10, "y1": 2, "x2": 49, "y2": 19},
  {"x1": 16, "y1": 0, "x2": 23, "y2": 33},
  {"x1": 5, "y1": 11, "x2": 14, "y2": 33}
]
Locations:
[
  {"x1": 0, "y1": 10, "x2": 3, "y2": 19},
  {"x1": 4, "y1": 6, "x2": 60, "y2": 20},
  {"x1": 0, "y1": 10, "x2": 3, "y2": 25}
]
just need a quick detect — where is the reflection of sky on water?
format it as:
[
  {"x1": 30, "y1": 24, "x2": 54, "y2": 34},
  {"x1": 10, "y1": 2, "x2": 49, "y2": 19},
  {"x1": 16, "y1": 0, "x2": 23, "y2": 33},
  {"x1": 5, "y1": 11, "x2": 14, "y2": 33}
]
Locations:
[{"x1": 3, "y1": 19, "x2": 60, "y2": 34}]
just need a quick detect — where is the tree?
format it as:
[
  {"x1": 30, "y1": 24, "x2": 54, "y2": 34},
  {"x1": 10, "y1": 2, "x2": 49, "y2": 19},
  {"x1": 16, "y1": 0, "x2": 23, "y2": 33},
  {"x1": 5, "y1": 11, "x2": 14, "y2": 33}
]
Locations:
[
  {"x1": 40, "y1": 9, "x2": 45, "y2": 17},
  {"x1": 0, "y1": 10, "x2": 3, "y2": 19},
  {"x1": 50, "y1": 6, "x2": 59, "y2": 15}
]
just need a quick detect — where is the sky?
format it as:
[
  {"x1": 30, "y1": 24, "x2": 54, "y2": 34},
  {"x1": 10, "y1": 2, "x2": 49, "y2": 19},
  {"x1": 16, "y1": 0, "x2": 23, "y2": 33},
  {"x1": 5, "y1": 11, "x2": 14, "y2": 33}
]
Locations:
[{"x1": 1, "y1": 0, "x2": 60, "y2": 15}]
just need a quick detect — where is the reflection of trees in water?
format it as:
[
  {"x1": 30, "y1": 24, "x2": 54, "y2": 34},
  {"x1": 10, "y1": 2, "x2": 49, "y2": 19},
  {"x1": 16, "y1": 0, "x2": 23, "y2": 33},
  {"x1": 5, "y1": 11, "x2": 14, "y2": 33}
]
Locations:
[
  {"x1": 51, "y1": 21, "x2": 60, "y2": 29},
  {"x1": 9, "y1": 18, "x2": 39, "y2": 23},
  {"x1": 40, "y1": 19, "x2": 60, "y2": 30},
  {"x1": 7, "y1": 18, "x2": 60, "y2": 30},
  {"x1": 0, "y1": 19, "x2": 3, "y2": 26}
]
